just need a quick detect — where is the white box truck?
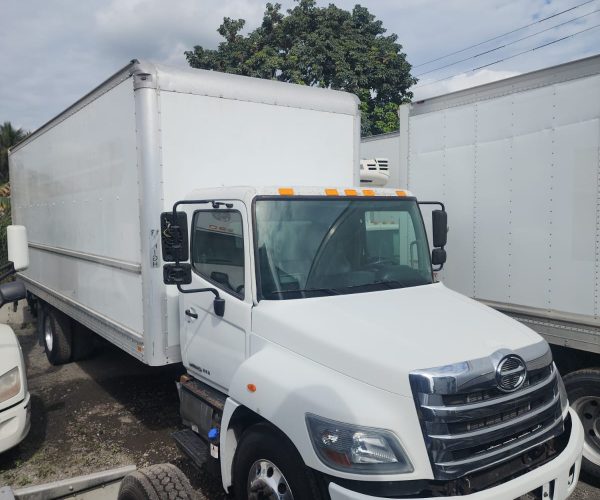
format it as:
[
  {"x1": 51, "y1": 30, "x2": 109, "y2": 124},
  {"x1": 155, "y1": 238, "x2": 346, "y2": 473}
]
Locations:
[
  {"x1": 9, "y1": 60, "x2": 583, "y2": 499},
  {"x1": 361, "y1": 54, "x2": 600, "y2": 480}
]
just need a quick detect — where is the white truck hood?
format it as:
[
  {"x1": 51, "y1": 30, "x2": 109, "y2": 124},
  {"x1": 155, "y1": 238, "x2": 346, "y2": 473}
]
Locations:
[{"x1": 251, "y1": 282, "x2": 543, "y2": 396}]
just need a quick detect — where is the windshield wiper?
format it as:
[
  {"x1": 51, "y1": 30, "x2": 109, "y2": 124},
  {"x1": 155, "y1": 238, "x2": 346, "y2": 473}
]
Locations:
[
  {"x1": 333, "y1": 280, "x2": 409, "y2": 293},
  {"x1": 267, "y1": 287, "x2": 340, "y2": 298}
]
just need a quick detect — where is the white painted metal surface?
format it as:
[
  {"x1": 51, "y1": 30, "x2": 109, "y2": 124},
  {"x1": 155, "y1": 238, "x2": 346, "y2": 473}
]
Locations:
[{"x1": 9, "y1": 60, "x2": 360, "y2": 366}]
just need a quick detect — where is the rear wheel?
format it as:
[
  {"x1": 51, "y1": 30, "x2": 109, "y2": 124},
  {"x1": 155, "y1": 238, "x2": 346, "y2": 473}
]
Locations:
[
  {"x1": 117, "y1": 463, "x2": 199, "y2": 500},
  {"x1": 564, "y1": 368, "x2": 600, "y2": 479},
  {"x1": 233, "y1": 423, "x2": 323, "y2": 500},
  {"x1": 42, "y1": 307, "x2": 72, "y2": 365}
]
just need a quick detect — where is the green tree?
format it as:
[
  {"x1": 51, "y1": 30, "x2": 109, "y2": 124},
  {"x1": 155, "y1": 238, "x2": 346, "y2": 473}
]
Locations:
[
  {"x1": 185, "y1": 0, "x2": 416, "y2": 136},
  {"x1": 0, "y1": 122, "x2": 27, "y2": 183}
]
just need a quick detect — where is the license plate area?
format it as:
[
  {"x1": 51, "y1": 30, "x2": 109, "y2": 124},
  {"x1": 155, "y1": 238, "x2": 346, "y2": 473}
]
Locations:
[{"x1": 516, "y1": 480, "x2": 554, "y2": 500}]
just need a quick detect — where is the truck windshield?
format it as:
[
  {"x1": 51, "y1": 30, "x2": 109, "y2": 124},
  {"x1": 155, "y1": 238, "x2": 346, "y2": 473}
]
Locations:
[{"x1": 254, "y1": 198, "x2": 432, "y2": 300}]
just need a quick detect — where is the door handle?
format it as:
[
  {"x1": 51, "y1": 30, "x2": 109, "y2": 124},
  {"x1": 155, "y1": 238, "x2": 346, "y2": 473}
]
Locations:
[{"x1": 185, "y1": 309, "x2": 198, "y2": 319}]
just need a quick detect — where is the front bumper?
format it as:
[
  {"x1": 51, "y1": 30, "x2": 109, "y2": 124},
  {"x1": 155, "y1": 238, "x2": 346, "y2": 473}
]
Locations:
[
  {"x1": 0, "y1": 392, "x2": 31, "y2": 453},
  {"x1": 329, "y1": 408, "x2": 584, "y2": 500}
]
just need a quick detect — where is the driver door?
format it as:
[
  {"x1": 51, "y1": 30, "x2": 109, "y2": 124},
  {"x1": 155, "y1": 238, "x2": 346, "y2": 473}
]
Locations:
[{"x1": 180, "y1": 201, "x2": 251, "y2": 391}]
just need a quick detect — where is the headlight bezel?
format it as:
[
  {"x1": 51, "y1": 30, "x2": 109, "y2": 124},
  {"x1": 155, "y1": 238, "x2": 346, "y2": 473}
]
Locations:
[
  {"x1": 306, "y1": 413, "x2": 413, "y2": 475},
  {"x1": 0, "y1": 366, "x2": 21, "y2": 404}
]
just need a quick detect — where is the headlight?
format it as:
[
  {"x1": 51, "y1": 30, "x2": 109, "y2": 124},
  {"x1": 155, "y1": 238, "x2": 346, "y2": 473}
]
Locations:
[
  {"x1": 306, "y1": 414, "x2": 413, "y2": 474},
  {"x1": 555, "y1": 364, "x2": 569, "y2": 413},
  {"x1": 0, "y1": 367, "x2": 21, "y2": 403}
]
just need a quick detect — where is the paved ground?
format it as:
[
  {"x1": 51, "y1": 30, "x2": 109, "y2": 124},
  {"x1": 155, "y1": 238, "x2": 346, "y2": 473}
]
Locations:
[{"x1": 0, "y1": 324, "x2": 598, "y2": 499}]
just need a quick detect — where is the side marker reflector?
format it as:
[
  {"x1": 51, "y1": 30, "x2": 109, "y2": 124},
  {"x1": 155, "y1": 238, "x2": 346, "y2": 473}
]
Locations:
[
  {"x1": 362, "y1": 189, "x2": 375, "y2": 196},
  {"x1": 278, "y1": 188, "x2": 294, "y2": 196},
  {"x1": 325, "y1": 188, "x2": 339, "y2": 196},
  {"x1": 344, "y1": 189, "x2": 357, "y2": 196},
  {"x1": 247, "y1": 384, "x2": 257, "y2": 393}
]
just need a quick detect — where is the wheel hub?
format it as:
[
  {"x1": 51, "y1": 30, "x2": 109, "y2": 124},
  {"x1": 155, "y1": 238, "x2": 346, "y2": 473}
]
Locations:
[
  {"x1": 573, "y1": 395, "x2": 600, "y2": 464},
  {"x1": 44, "y1": 317, "x2": 53, "y2": 352},
  {"x1": 247, "y1": 459, "x2": 294, "y2": 500}
]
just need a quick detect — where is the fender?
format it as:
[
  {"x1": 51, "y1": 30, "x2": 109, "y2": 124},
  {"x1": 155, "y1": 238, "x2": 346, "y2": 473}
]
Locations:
[{"x1": 219, "y1": 336, "x2": 429, "y2": 490}]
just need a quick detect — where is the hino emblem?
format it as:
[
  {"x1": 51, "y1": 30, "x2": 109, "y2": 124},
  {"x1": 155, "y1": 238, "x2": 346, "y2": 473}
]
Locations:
[{"x1": 496, "y1": 355, "x2": 527, "y2": 392}]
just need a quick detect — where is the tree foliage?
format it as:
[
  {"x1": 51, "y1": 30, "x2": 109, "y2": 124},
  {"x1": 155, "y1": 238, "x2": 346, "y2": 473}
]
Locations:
[
  {"x1": 0, "y1": 122, "x2": 28, "y2": 183},
  {"x1": 185, "y1": 0, "x2": 416, "y2": 135}
]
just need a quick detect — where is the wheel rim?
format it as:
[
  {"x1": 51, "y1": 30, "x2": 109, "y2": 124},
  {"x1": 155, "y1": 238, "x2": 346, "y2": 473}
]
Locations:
[
  {"x1": 247, "y1": 459, "x2": 294, "y2": 500},
  {"x1": 572, "y1": 396, "x2": 600, "y2": 465},
  {"x1": 44, "y1": 316, "x2": 53, "y2": 352}
]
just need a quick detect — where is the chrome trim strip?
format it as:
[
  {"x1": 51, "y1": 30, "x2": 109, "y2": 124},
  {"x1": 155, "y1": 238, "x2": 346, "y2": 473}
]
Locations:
[
  {"x1": 429, "y1": 391, "x2": 560, "y2": 443},
  {"x1": 421, "y1": 368, "x2": 556, "y2": 417},
  {"x1": 410, "y1": 341, "x2": 552, "y2": 395},
  {"x1": 436, "y1": 414, "x2": 564, "y2": 468},
  {"x1": 29, "y1": 242, "x2": 142, "y2": 274}
]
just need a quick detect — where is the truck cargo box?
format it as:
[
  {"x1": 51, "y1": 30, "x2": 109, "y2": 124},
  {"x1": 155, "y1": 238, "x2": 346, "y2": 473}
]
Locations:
[{"x1": 9, "y1": 59, "x2": 360, "y2": 365}]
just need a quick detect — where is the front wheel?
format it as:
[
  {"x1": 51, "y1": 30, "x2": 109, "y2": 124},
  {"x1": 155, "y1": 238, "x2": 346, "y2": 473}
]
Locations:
[
  {"x1": 233, "y1": 423, "x2": 323, "y2": 500},
  {"x1": 564, "y1": 368, "x2": 600, "y2": 479}
]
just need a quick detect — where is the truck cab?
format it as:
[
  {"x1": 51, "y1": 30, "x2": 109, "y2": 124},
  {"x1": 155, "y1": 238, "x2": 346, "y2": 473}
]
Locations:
[{"x1": 163, "y1": 186, "x2": 584, "y2": 500}]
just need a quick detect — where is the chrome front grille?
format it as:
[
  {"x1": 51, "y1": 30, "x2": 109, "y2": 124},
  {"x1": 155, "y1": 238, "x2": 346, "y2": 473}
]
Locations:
[{"x1": 410, "y1": 342, "x2": 565, "y2": 480}]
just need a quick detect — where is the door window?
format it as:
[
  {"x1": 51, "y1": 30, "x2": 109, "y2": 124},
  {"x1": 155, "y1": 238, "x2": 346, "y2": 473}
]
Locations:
[{"x1": 191, "y1": 210, "x2": 245, "y2": 297}]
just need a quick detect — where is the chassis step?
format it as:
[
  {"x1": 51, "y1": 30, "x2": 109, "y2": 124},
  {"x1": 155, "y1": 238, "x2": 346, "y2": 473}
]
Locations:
[{"x1": 172, "y1": 429, "x2": 210, "y2": 469}]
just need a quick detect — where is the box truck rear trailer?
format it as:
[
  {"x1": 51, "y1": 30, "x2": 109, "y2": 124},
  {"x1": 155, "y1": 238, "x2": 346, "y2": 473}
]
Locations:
[
  {"x1": 361, "y1": 54, "x2": 600, "y2": 479},
  {"x1": 9, "y1": 60, "x2": 583, "y2": 499}
]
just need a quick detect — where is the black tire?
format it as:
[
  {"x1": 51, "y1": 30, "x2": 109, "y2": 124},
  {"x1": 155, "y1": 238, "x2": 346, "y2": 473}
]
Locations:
[
  {"x1": 71, "y1": 321, "x2": 96, "y2": 361},
  {"x1": 118, "y1": 463, "x2": 199, "y2": 500},
  {"x1": 564, "y1": 368, "x2": 600, "y2": 479},
  {"x1": 26, "y1": 292, "x2": 38, "y2": 318},
  {"x1": 233, "y1": 422, "x2": 324, "y2": 500},
  {"x1": 42, "y1": 306, "x2": 72, "y2": 365}
]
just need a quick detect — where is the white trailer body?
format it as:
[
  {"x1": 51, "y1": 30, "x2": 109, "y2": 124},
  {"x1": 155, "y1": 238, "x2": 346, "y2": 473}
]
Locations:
[
  {"x1": 9, "y1": 60, "x2": 360, "y2": 365},
  {"x1": 397, "y1": 55, "x2": 600, "y2": 354}
]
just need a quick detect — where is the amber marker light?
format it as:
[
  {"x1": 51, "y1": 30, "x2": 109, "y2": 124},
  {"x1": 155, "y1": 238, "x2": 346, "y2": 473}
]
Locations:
[
  {"x1": 325, "y1": 188, "x2": 339, "y2": 196},
  {"x1": 344, "y1": 189, "x2": 357, "y2": 196},
  {"x1": 362, "y1": 189, "x2": 375, "y2": 196},
  {"x1": 396, "y1": 190, "x2": 407, "y2": 197},
  {"x1": 278, "y1": 188, "x2": 294, "y2": 196}
]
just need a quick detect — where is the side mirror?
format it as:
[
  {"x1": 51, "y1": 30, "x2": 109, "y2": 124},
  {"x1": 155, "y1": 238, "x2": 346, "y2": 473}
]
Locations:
[
  {"x1": 163, "y1": 263, "x2": 192, "y2": 285},
  {"x1": 7, "y1": 225, "x2": 29, "y2": 272},
  {"x1": 431, "y1": 248, "x2": 447, "y2": 266},
  {"x1": 213, "y1": 297, "x2": 225, "y2": 317},
  {"x1": 432, "y1": 210, "x2": 447, "y2": 248},
  {"x1": 0, "y1": 281, "x2": 26, "y2": 308},
  {"x1": 160, "y1": 212, "x2": 189, "y2": 262}
]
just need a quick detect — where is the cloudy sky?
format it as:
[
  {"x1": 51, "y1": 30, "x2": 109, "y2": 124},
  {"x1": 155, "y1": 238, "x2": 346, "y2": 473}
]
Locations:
[{"x1": 1, "y1": 0, "x2": 599, "y2": 131}]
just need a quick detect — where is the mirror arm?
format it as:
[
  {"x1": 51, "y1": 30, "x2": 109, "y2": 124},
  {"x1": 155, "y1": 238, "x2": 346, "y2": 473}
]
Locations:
[
  {"x1": 418, "y1": 201, "x2": 445, "y2": 211},
  {"x1": 176, "y1": 284, "x2": 220, "y2": 299},
  {"x1": 0, "y1": 262, "x2": 16, "y2": 282}
]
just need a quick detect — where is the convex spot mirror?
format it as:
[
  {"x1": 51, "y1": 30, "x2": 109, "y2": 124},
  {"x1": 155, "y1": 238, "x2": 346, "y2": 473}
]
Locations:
[
  {"x1": 431, "y1": 248, "x2": 447, "y2": 266},
  {"x1": 432, "y1": 210, "x2": 447, "y2": 248},
  {"x1": 7, "y1": 225, "x2": 29, "y2": 272},
  {"x1": 0, "y1": 281, "x2": 26, "y2": 308},
  {"x1": 163, "y1": 263, "x2": 192, "y2": 285}
]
